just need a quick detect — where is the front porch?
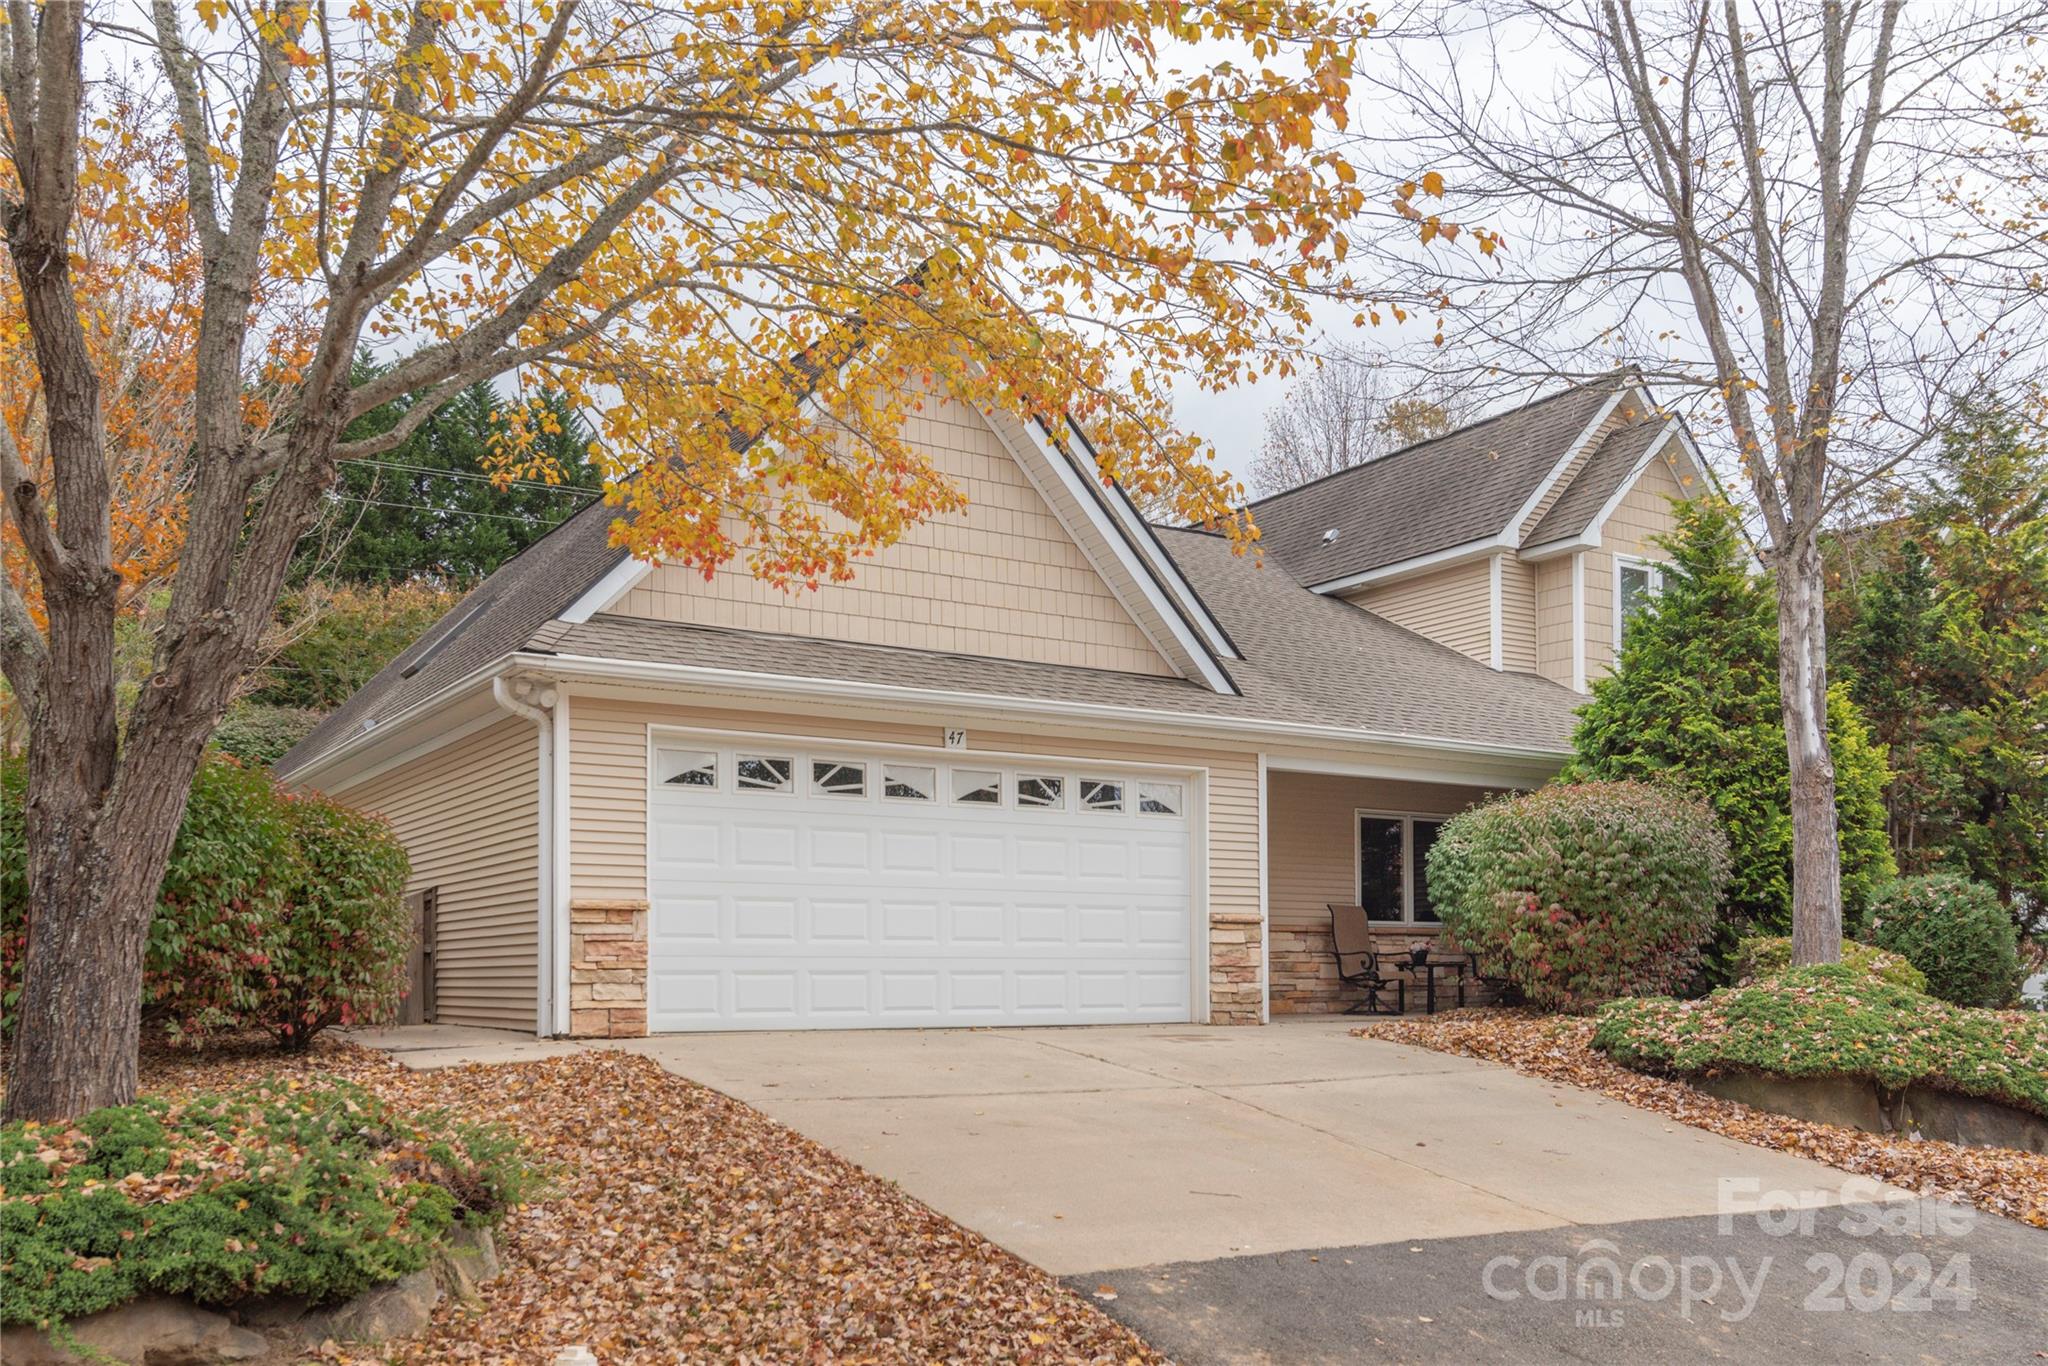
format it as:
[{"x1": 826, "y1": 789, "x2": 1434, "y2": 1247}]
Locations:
[{"x1": 1262, "y1": 768, "x2": 1511, "y2": 1016}]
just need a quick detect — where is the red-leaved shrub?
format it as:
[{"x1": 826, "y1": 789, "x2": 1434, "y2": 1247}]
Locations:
[{"x1": 1425, "y1": 781, "x2": 1731, "y2": 1011}]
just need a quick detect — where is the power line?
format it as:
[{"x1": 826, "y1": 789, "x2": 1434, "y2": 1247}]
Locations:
[
  {"x1": 324, "y1": 493, "x2": 580, "y2": 526},
  {"x1": 335, "y1": 455, "x2": 600, "y2": 498}
]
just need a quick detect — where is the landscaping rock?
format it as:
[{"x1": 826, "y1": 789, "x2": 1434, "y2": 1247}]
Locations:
[
  {"x1": 0, "y1": 1297, "x2": 270, "y2": 1365},
  {"x1": 1688, "y1": 1073, "x2": 2046, "y2": 1153},
  {"x1": 305, "y1": 1268, "x2": 440, "y2": 1344},
  {"x1": 0, "y1": 1230, "x2": 497, "y2": 1363}
]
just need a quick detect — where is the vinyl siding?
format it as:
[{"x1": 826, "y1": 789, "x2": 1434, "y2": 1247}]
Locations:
[
  {"x1": 1345, "y1": 559, "x2": 1493, "y2": 665},
  {"x1": 1266, "y1": 772, "x2": 1501, "y2": 930},
  {"x1": 1584, "y1": 449, "x2": 1689, "y2": 681},
  {"x1": 1498, "y1": 554, "x2": 1537, "y2": 674},
  {"x1": 564, "y1": 692, "x2": 1260, "y2": 931},
  {"x1": 607, "y1": 391, "x2": 1174, "y2": 677},
  {"x1": 336, "y1": 718, "x2": 539, "y2": 1030}
]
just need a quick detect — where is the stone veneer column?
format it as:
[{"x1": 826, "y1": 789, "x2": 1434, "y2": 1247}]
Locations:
[
  {"x1": 568, "y1": 899, "x2": 648, "y2": 1037},
  {"x1": 1208, "y1": 911, "x2": 1264, "y2": 1024}
]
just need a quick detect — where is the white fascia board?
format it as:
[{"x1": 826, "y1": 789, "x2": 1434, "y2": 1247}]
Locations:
[
  {"x1": 983, "y1": 408, "x2": 1237, "y2": 694},
  {"x1": 559, "y1": 553, "x2": 653, "y2": 624},
  {"x1": 1505, "y1": 386, "x2": 1633, "y2": 544},
  {"x1": 521, "y1": 649, "x2": 1573, "y2": 766},
  {"x1": 1308, "y1": 534, "x2": 1506, "y2": 595},
  {"x1": 281, "y1": 658, "x2": 518, "y2": 788},
  {"x1": 1059, "y1": 417, "x2": 1238, "y2": 660},
  {"x1": 1518, "y1": 419, "x2": 1687, "y2": 562}
]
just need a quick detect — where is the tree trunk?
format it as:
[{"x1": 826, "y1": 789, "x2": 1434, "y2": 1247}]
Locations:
[
  {"x1": 1778, "y1": 526, "x2": 1844, "y2": 964},
  {"x1": 5, "y1": 689, "x2": 219, "y2": 1122}
]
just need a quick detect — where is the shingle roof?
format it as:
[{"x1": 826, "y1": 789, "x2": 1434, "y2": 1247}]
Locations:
[
  {"x1": 1249, "y1": 377, "x2": 1624, "y2": 585},
  {"x1": 525, "y1": 527, "x2": 1581, "y2": 755},
  {"x1": 1525, "y1": 418, "x2": 1669, "y2": 547}
]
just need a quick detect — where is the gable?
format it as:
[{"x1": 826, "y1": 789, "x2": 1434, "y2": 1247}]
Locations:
[{"x1": 602, "y1": 389, "x2": 1178, "y2": 677}]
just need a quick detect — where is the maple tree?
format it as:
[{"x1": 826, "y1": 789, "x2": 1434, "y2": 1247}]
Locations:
[
  {"x1": 0, "y1": 91, "x2": 196, "y2": 628},
  {"x1": 1, "y1": 0, "x2": 1388, "y2": 1120}
]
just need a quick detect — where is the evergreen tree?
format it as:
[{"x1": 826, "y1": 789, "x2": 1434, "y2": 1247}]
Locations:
[
  {"x1": 1840, "y1": 399, "x2": 2048, "y2": 935},
  {"x1": 297, "y1": 363, "x2": 601, "y2": 586},
  {"x1": 1565, "y1": 499, "x2": 1895, "y2": 951}
]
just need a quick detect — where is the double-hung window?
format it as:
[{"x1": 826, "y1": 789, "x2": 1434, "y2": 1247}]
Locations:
[
  {"x1": 1357, "y1": 813, "x2": 1445, "y2": 924},
  {"x1": 1615, "y1": 557, "x2": 1667, "y2": 650}
]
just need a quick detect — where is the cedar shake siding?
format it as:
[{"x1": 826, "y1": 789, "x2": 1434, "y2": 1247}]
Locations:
[
  {"x1": 335, "y1": 717, "x2": 540, "y2": 1030},
  {"x1": 609, "y1": 391, "x2": 1174, "y2": 677}
]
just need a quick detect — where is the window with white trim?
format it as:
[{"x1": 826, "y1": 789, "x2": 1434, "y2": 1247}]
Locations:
[
  {"x1": 1358, "y1": 813, "x2": 1445, "y2": 923},
  {"x1": 1615, "y1": 557, "x2": 1667, "y2": 651}
]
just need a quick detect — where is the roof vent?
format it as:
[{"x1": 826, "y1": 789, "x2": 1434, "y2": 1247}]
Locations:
[{"x1": 1322, "y1": 528, "x2": 1341, "y2": 546}]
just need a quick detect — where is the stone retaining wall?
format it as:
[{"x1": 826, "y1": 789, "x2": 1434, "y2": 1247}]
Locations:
[{"x1": 1269, "y1": 924, "x2": 1498, "y2": 1015}]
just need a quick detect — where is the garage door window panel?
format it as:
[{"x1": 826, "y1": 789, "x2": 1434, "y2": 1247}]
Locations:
[
  {"x1": 952, "y1": 769, "x2": 1002, "y2": 805},
  {"x1": 813, "y1": 760, "x2": 868, "y2": 797},
  {"x1": 1138, "y1": 781, "x2": 1183, "y2": 816},
  {"x1": 658, "y1": 749, "x2": 718, "y2": 789},
  {"x1": 1080, "y1": 779, "x2": 1124, "y2": 813},
  {"x1": 1017, "y1": 775, "x2": 1064, "y2": 809},
  {"x1": 883, "y1": 763, "x2": 937, "y2": 801},
  {"x1": 736, "y1": 756, "x2": 794, "y2": 793}
]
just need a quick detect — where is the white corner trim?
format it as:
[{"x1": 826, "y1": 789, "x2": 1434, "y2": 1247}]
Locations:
[
  {"x1": 492, "y1": 677, "x2": 563, "y2": 1037},
  {"x1": 1062, "y1": 417, "x2": 1238, "y2": 660},
  {"x1": 559, "y1": 554, "x2": 654, "y2": 625},
  {"x1": 1488, "y1": 554, "x2": 1504, "y2": 671},
  {"x1": 1570, "y1": 552, "x2": 1587, "y2": 693},
  {"x1": 1256, "y1": 751, "x2": 1271, "y2": 1025},
  {"x1": 983, "y1": 408, "x2": 1237, "y2": 694},
  {"x1": 1506, "y1": 386, "x2": 1633, "y2": 543},
  {"x1": 550, "y1": 692, "x2": 572, "y2": 1037},
  {"x1": 1308, "y1": 534, "x2": 1506, "y2": 595}
]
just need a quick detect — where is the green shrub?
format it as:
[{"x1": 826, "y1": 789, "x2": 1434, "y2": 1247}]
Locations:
[
  {"x1": 1592, "y1": 963, "x2": 2048, "y2": 1119},
  {"x1": 1865, "y1": 875, "x2": 2025, "y2": 1008},
  {"x1": 1565, "y1": 501, "x2": 1896, "y2": 947},
  {"x1": 144, "y1": 755, "x2": 298, "y2": 1040},
  {"x1": 0, "y1": 1078, "x2": 533, "y2": 1330},
  {"x1": 259, "y1": 794, "x2": 413, "y2": 1050},
  {"x1": 2, "y1": 753, "x2": 412, "y2": 1047},
  {"x1": 212, "y1": 702, "x2": 325, "y2": 767},
  {"x1": 1733, "y1": 935, "x2": 1927, "y2": 993},
  {"x1": 1425, "y1": 781, "x2": 1732, "y2": 1012}
]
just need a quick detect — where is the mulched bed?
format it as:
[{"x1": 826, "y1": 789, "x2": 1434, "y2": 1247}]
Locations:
[
  {"x1": 1354, "y1": 1009, "x2": 2048, "y2": 1232},
  {"x1": 139, "y1": 1041, "x2": 1164, "y2": 1364}
]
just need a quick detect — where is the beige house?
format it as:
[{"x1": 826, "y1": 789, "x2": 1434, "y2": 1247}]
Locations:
[{"x1": 276, "y1": 374, "x2": 1707, "y2": 1036}]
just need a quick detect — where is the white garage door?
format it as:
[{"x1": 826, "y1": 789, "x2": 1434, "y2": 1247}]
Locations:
[{"x1": 646, "y1": 736, "x2": 1195, "y2": 1031}]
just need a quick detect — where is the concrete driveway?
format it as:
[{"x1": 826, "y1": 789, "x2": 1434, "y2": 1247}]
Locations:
[{"x1": 608, "y1": 1018, "x2": 1900, "y2": 1276}]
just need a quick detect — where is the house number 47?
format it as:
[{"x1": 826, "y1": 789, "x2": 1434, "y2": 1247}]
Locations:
[{"x1": 944, "y1": 728, "x2": 968, "y2": 750}]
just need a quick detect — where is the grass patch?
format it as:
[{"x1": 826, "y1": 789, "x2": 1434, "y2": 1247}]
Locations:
[{"x1": 1592, "y1": 963, "x2": 2048, "y2": 1119}]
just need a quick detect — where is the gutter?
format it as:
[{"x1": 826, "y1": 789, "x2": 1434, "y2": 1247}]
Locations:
[
  {"x1": 491, "y1": 677, "x2": 570, "y2": 1037},
  {"x1": 518, "y1": 649, "x2": 1574, "y2": 767}
]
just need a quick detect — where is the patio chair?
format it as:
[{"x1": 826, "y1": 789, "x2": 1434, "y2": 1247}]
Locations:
[{"x1": 1326, "y1": 903, "x2": 1406, "y2": 1016}]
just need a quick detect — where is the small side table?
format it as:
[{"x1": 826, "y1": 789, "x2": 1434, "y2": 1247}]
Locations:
[{"x1": 1406, "y1": 957, "x2": 1469, "y2": 1014}]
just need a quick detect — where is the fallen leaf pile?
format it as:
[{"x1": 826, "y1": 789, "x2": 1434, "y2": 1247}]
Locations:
[
  {"x1": 1354, "y1": 1009, "x2": 2048, "y2": 1230},
  {"x1": 141, "y1": 1042, "x2": 1167, "y2": 1364}
]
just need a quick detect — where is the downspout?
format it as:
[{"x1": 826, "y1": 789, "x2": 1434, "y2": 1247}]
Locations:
[{"x1": 493, "y1": 677, "x2": 563, "y2": 1037}]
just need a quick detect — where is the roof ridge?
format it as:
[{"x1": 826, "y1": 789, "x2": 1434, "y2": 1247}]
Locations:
[{"x1": 1243, "y1": 373, "x2": 1625, "y2": 511}]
